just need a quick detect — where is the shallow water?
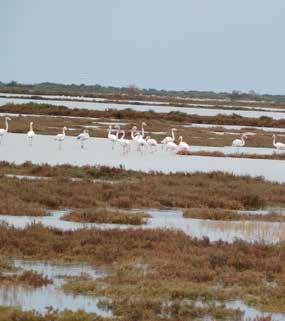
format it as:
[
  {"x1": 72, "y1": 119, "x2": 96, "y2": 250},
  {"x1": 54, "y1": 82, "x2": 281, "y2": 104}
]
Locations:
[
  {"x1": 0, "y1": 209, "x2": 283, "y2": 244},
  {"x1": 0, "y1": 133, "x2": 284, "y2": 183},
  {"x1": 0, "y1": 259, "x2": 283, "y2": 319},
  {"x1": 0, "y1": 259, "x2": 109, "y2": 315},
  {"x1": 1, "y1": 96, "x2": 285, "y2": 119},
  {"x1": 186, "y1": 123, "x2": 285, "y2": 133}
]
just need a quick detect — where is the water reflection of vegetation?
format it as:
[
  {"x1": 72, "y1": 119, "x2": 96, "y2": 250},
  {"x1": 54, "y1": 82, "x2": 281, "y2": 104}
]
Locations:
[{"x1": 0, "y1": 224, "x2": 283, "y2": 318}]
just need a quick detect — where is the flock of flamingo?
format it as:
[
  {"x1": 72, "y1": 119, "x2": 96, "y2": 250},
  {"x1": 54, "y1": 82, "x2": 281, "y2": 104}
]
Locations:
[{"x1": 0, "y1": 117, "x2": 285, "y2": 153}]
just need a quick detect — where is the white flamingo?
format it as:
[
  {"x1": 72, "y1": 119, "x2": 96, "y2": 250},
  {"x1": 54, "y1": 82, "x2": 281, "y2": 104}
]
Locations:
[
  {"x1": 27, "y1": 121, "x2": 35, "y2": 146},
  {"x1": 77, "y1": 129, "x2": 90, "y2": 149},
  {"x1": 161, "y1": 128, "x2": 177, "y2": 149},
  {"x1": 272, "y1": 134, "x2": 285, "y2": 152},
  {"x1": 117, "y1": 129, "x2": 131, "y2": 155},
  {"x1": 178, "y1": 136, "x2": 190, "y2": 152},
  {"x1": 166, "y1": 141, "x2": 178, "y2": 153},
  {"x1": 232, "y1": 134, "x2": 247, "y2": 152},
  {"x1": 131, "y1": 126, "x2": 147, "y2": 154},
  {"x1": 54, "y1": 126, "x2": 67, "y2": 149},
  {"x1": 108, "y1": 125, "x2": 117, "y2": 150},
  {"x1": 145, "y1": 136, "x2": 158, "y2": 153},
  {"x1": 0, "y1": 117, "x2": 11, "y2": 144}
]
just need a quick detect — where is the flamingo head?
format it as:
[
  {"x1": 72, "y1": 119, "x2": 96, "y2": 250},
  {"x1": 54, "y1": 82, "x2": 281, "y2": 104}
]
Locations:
[
  {"x1": 172, "y1": 128, "x2": 177, "y2": 131},
  {"x1": 83, "y1": 129, "x2": 89, "y2": 133},
  {"x1": 142, "y1": 122, "x2": 147, "y2": 126},
  {"x1": 178, "y1": 136, "x2": 183, "y2": 141},
  {"x1": 63, "y1": 126, "x2": 67, "y2": 131},
  {"x1": 30, "y1": 121, "x2": 33, "y2": 125},
  {"x1": 5, "y1": 117, "x2": 11, "y2": 121},
  {"x1": 272, "y1": 134, "x2": 276, "y2": 139}
]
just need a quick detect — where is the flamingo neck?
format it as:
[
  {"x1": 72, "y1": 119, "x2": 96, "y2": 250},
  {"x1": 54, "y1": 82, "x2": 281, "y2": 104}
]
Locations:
[
  {"x1": 141, "y1": 124, "x2": 145, "y2": 137},
  {"x1": 131, "y1": 128, "x2": 136, "y2": 140},
  {"x1": 172, "y1": 129, "x2": 175, "y2": 141},
  {"x1": 116, "y1": 126, "x2": 120, "y2": 140},
  {"x1": 121, "y1": 131, "x2": 125, "y2": 139},
  {"x1": 273, "y1": 136, "x2": 276, "y2": 147},
  {"x1": 30, "y1": 123, "x2": 33, "y2": 131},
  {"x1": 5, "y1": 119, "x2": 9, "y2": 132}
]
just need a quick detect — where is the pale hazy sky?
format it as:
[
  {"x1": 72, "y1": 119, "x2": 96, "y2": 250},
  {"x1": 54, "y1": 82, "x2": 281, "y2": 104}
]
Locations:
[{"x1": 1, "y1": 0, "x2": 285, "y2": 94}]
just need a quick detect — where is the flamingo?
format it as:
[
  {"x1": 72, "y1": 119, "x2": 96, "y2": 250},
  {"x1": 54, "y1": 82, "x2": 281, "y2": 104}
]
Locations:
[
  {"x1": 161, "y1": 128, "x2": 177, "y2": 149},
  {"x1": 177, "y1": 136, "x2": 190, "y2": 152},
  {"x1": 232, "y1": 134, "x2": 247, "y2": 153},
  {"x1": 108, "y1": 125, "x2": 117, "y2": 149},
  {"x1": 145, "y1": 136, "x2": 158, "y2": 153},
  {"x1": 117, "y1": 129, "x2": 131, "y2": 155},
  {"x1": 27, "y1": 121, "x2": 35, "y2": 146},
  {"x1": 0, "y1": 117, "x2": 11, "y2": 144},
  {"x1": 77, "y1": 129, "x2": 89, "y2": 149},
  {"x1": 54, "y1": 126, "x2": 67, "y2": 149},
  {"x1": 272, "y1": 134, "x2": 285, "y2": 152},
  {"x1": 131, "y1": 126, "x2": 147, "y2": 154},
  {"x1": 166, "y1": 141, "x2": 178, "y2": 153}
]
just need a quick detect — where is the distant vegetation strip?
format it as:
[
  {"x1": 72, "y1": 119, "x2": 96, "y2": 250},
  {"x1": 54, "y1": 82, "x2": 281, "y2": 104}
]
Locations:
[
  {"x1": 2, "y1": 81, "x2": 285, "y2": 103},
  {"x1": 1, "y1": 103, "x2": 285, "y2": 128}
]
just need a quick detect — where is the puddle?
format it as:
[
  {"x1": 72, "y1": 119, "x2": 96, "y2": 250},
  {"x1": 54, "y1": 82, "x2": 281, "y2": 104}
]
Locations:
[
  {"x1": 0, "y1": 209, "x2": 283, "y2": 244},
  {"x1": 0, "y1": 259, "x2": 110, "y2": 315},
  {"x1": 225, "y1": 300, "x2": 284, "y2": 321},
  {"x1": 1, "y1": 97, "x2": 285, "y2": 120},
  {"x1": 0, "y1": 133, "x2": 284, "y2": 184}
]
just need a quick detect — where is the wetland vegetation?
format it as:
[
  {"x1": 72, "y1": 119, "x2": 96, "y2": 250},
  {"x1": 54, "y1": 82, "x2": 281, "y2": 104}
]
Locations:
[
  {"x1": 183, "y1": 208, "x2": 285, "y2": 222},
  {"x1": 1, "y1": 165, "x2": 285, "y2": 216},
  {"x1": 61, "y1": 208, "x2": 149, "y2": 225},
  {"x1": 0, "y1": 98, "x2": 284, "y2": 319},
  {"x1": 0, "y1": 224, "x2": 283, "y2": 319}
]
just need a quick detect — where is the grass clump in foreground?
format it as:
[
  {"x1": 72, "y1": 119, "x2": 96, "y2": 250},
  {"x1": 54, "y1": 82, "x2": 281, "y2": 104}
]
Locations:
[
  {"x1": 0, "y1": 224, "x2": 283, "y2": 318},
  {"x1": 183, "y1": 208, "x2": 285, "y2": 222},
  {"x1": 62, "y1": 208, "x2": 149, "y2": 225},
  {"x1": 0, "y1": 307, "x2": 110, "y2": 321}
]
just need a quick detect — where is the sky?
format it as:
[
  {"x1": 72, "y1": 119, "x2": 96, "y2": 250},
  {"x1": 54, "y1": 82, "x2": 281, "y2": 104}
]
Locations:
[{"x1": 1, "y1": 0, "x2": 285, "y2": 94}]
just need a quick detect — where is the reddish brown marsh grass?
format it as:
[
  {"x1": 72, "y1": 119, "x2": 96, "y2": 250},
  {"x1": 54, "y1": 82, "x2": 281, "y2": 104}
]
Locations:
[
  {"x1": 0, "y1": 223, "x2": 283, "y2": 316},
  {"x1": 2, "y1": 103, "x2": 285, "y2": 129},
  {"x1": 0, "y1": 270, "x2": 52, "y2": 287},
  {"x1": 62, "y1": 208, "x2": 149, "y2": 225},
  {"x1": 0, "y1": 172, "x2": 284, "y2": 213},
  {"x1": 183, "y1": 208, "x2": 285, "y2": 222},
  {"x1": 0, "y1": 167, "x2": 285, "y2": 214}
]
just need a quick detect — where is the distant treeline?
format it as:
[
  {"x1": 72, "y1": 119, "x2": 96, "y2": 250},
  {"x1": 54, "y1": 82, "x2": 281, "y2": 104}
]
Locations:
[{"x1": 1, "y1": 81, "x2": 285, "y2": 102}]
